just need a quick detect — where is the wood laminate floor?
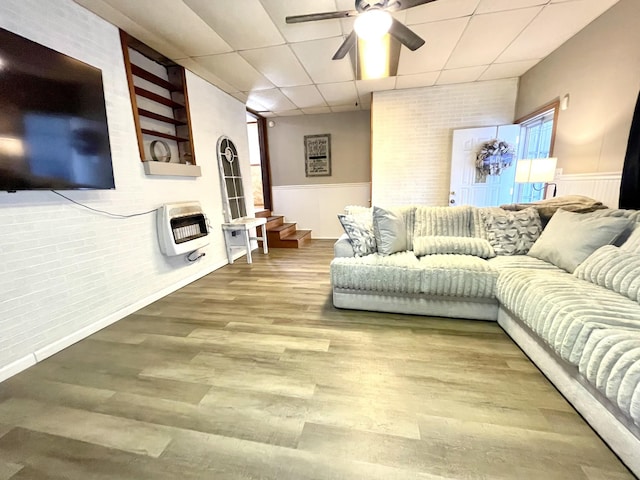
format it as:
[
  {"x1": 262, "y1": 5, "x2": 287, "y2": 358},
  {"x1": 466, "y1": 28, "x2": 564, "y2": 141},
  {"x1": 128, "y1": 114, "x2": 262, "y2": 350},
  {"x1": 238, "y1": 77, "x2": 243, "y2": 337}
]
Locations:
[{"x1": 0, "y1": 240, "x2": 635, "y2": 479}]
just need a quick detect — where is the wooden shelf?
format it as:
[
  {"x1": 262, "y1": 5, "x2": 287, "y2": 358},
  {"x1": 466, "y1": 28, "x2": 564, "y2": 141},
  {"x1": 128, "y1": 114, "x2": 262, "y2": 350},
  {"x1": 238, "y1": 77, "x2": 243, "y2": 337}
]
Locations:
[
  {"x1": 131, "y1": 64, "x2": 181, "y2": 92},
  {"x1": 142, "y1": 161, "x2": 201, "y2": 177},
  {"x1": 135, "y1": 86, "x2": 184, "y2": 109},
  {"x1": 141, "y1": 128, "x2": 189, "y2": 142},
  {"x1": 138, "y1": 108, "x2": 187, "y2": 126}
]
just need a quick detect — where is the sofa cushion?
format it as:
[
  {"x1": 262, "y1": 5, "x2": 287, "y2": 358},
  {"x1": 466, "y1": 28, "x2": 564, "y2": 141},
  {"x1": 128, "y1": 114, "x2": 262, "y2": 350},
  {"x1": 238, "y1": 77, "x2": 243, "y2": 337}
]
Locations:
[
  {"x1": 413, "y1": 236, "x2": 495, "y2": 258},
  {"x1": 414, "y1": 206, "x2": 472, "y2": 238},
  {"x1": 621, "y1": 226, "x2": 640, "y2": 253},
  {"x1": 497, "y1": 269, "x2": 640, "y2": 366},
  {"x1": 574, "y1": 245, "x2": 640, "y2": 304},
  {"x1": 337, "y1": 212, "x2": 376, "y2": 257},
  {"x1": 481, "y1": 207, "x2": 542, "y2": 255},
  {"x1": 373, "y1": 206, "x2": 407, "y2": 256},
  {"x1": 578, "y1": 328, "x2": 640, "y2": 429},
  {"x1": 527, "y1": 209, "x2": 631, "y2": 273},
  {"x1": 330, "y1": 251, "x2": 422, "y2": 294},
  {"x1": 419, "y1": 254, "x2": 498, "y2": 298},
  {"x1": 487, "y1": 255, "x2": 563, "y2": 272}
]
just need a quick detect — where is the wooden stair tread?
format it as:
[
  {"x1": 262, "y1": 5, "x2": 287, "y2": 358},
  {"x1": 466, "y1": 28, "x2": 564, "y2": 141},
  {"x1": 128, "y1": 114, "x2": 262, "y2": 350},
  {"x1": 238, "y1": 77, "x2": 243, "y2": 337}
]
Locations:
[
  {"x1": 268, "y1": 222, "x2": 296, "y2": 232},
  {"x1": 254, "y1": 209, "x2": 270, "y2": 218},
  {"x1": 281, "y1": 229, "x2": 311, "y2": 240}
]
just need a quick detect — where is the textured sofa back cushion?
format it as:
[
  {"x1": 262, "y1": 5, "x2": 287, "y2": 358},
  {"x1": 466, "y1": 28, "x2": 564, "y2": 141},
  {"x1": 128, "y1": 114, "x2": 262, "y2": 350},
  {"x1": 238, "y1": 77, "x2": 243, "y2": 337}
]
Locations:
[
  {"x1": 481, "y1": 207, "x2": 542, "y2": 255},
  {"x1": 621, "y1": 226, "x2": 640, "y2": 253},
  {"x1": 414, "y1": 206, "x2": 472, "y2": 238},
  {"x1": 574, "y1": 245, "x2": 640, "y2": 304},
  {"x1": 413, "y1": 236, "x2": 495, "y2": 258},
  {"x1": 527, "y1": 209, "x2": 632, "y2": 273}
]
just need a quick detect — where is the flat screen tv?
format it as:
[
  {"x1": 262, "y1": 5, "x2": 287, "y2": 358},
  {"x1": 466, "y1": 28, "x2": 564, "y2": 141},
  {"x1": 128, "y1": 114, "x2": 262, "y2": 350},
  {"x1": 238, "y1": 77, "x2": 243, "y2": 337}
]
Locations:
[{"x1": 0, "y1": 27, "x2": 115, "y2": 191}]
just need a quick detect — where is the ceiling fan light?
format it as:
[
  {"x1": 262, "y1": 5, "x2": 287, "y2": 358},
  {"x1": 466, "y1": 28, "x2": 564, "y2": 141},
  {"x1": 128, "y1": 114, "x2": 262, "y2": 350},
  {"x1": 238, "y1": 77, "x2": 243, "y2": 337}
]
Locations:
[{"x1": 354, "y1": 9, "x2": 392, "y2": 40}]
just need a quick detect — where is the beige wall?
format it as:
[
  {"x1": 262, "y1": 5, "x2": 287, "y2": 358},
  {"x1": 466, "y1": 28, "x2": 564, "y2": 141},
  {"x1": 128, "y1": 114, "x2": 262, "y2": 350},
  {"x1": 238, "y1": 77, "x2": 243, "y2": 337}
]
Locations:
[
  {"x1": 516, "y1": 0, "x2": 640, "y2": 175},
  {"x1": 267, "y1": 111, "x2": 371, "y2": 186}
]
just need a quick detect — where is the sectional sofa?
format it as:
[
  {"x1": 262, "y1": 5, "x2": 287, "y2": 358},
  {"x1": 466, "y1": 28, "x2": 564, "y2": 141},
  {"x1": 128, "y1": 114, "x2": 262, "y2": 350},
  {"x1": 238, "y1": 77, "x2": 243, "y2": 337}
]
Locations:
[{"x1": 331, "y1": 202, "x2": 640, "y2": 477}]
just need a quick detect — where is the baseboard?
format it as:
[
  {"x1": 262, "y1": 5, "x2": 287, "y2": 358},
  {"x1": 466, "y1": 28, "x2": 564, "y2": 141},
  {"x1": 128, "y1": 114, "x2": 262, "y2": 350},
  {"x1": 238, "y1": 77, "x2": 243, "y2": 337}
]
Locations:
[{"x1": 1, "y1": 257, "x2": 231, "y2": 383}]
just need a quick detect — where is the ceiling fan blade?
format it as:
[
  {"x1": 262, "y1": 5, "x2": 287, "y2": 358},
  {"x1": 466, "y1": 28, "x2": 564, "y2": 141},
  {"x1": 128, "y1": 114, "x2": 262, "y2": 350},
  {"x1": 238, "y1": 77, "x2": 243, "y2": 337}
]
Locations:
[
  {"x1": 391, "y1": 0, "x2": 438, "y2": 11},
  {"x1": 332, "y1": 30, "x2": 357, "y2": 60},
  {"x1": 286, "y1": 10, "x2": 357, "y2": 24},
  {"x1": 388, "y1": 18, "x2": 425, "y2": 51}
]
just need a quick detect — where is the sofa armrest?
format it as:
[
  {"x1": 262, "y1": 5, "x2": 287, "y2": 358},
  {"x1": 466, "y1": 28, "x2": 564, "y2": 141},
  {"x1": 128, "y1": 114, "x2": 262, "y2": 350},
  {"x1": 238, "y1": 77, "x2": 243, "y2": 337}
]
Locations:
[{"x1": 334, "y1": 234, "x2": 355, "y2": 258}]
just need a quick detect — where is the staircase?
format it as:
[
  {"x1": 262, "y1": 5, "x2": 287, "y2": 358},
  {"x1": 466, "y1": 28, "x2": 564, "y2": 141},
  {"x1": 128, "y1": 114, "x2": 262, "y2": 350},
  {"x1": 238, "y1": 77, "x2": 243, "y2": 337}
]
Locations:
[{"x1": 255, "y1": 209, "x2": 312, "y2": 248}]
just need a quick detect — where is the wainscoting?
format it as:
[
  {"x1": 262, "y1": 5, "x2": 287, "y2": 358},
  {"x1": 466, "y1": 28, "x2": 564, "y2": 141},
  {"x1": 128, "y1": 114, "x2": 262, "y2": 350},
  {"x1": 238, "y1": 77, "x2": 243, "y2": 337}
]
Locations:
[
  {"x1": 555, "y1": 172, "x2": 622, "y2": 208},
  {"x1": 271, "y1": 183, "x2": 371, "y2": 239}
]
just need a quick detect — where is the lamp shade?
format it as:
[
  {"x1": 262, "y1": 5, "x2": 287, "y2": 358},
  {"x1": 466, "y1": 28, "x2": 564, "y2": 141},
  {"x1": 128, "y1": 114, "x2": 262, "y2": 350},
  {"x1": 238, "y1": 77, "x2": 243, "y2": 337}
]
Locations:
[{"x1": 515, "y1": 157, "x2": 557, "y2": 183}]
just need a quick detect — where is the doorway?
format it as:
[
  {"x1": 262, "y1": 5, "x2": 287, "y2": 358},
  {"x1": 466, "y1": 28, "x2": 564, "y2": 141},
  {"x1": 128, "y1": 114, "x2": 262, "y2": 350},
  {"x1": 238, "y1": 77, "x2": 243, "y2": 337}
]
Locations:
[{"x1": 246, "y1": 110, "x2": 272, "y2": 212}]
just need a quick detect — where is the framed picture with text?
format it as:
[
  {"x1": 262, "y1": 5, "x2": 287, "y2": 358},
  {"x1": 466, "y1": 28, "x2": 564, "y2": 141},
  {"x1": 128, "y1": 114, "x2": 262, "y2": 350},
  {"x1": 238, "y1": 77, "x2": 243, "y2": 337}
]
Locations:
[{"x1": 304, "y1": 134, "x2": 331, "y2": 177}]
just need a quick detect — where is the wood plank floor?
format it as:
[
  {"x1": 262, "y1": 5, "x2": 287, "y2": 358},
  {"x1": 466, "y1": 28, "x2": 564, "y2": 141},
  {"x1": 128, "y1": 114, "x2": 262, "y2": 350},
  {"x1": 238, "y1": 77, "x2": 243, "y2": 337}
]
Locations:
[{"x1": 0, "y1": 240, "x2": 635, "y2": 479}]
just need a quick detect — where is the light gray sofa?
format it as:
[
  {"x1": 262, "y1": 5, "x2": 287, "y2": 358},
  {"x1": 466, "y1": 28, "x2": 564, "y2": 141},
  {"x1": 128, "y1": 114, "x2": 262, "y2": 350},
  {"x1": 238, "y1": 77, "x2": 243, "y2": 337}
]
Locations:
[{"x1": 331, "y1": 204, "x2": 640, "y2": 477}]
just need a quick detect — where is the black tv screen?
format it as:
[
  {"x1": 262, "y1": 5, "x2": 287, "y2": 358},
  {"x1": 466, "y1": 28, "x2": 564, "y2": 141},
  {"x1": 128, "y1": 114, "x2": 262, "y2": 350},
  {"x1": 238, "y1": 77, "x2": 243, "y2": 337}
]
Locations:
[{"x1": 0, "y1": 27, "x2": 115, "y2": 191}]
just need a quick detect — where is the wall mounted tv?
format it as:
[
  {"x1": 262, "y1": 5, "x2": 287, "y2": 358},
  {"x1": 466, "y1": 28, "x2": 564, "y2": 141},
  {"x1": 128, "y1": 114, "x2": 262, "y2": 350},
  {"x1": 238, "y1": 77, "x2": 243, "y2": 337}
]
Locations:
[{"x1": 0, "y1": 27, "x2": 115, "y2": 191}]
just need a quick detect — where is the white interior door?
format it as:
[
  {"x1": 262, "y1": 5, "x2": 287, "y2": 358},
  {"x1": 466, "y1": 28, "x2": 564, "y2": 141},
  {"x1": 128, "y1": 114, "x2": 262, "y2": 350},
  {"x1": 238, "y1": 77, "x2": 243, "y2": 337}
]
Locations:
[{"x1": 449, "y1": 125, "x2": 520, "y2": 207}]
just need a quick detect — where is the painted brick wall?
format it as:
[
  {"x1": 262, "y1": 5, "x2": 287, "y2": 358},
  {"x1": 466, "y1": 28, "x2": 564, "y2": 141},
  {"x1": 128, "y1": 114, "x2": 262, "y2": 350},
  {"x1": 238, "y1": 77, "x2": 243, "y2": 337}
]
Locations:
[
  {"x1": 371, "y1": 79, "x2": 518, "y2": 206},
  {"x1": 0, "y1": 0, "x2": 252, "y2": 378}
]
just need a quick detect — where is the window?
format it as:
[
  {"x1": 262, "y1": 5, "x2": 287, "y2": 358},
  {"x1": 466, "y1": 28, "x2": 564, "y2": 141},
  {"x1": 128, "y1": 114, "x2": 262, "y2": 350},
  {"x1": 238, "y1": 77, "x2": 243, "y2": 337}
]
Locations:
[
  {"x1": 217, "y1": 136, "x2": 246, "y2": 221},
  {"x1": 516, "y1": 102, "x2": 559, "y2": 202}
]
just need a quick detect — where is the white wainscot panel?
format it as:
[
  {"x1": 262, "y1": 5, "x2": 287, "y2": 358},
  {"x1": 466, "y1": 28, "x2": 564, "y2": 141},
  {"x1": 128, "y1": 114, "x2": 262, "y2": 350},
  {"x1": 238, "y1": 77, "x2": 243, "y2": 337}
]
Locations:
[
  {"x1": 555, "y1": 172, "x2": 621, "y2": 209},
  {"x1": 272, "y1": 183, "x2": 371, "y2": 239}
]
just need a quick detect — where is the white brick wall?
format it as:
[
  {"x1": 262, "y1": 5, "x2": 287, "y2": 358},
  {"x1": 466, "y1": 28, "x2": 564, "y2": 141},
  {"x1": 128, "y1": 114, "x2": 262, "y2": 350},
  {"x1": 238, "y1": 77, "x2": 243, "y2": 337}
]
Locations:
[
  {"x1": 371, "y1": 79, "x2": 518, "y2": 206},
  {"x1": 0, "y1": 0, "x2": 252, "y2": 378}
]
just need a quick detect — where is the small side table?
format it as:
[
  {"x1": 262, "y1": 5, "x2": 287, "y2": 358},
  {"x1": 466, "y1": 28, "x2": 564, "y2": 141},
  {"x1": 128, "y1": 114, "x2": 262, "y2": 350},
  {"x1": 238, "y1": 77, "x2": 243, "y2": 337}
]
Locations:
[{"x1": 221, "y1": 217, "x2": 268, "y2": 264}]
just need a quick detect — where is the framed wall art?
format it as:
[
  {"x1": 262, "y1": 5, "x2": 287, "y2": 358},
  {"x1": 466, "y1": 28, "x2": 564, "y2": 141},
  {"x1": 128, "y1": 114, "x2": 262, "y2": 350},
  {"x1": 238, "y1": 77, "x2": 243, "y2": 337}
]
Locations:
[{"x1": 304, "y1": 134, "x2": 331, "y2": 177}]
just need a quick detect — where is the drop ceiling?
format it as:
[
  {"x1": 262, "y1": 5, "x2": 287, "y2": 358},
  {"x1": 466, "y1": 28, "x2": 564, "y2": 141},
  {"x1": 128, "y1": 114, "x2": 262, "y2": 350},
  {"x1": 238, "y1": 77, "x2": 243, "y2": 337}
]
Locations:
[{"x1": 73, "y1": 0, "x2": 619, "y2": 117}]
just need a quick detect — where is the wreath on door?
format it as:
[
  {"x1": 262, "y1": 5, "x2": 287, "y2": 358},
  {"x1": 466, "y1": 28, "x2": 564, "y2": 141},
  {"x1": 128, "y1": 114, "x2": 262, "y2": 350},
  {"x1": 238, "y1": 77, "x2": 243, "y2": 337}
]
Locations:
[{"x1": 475, "y1": 139, "x2": 514, "y2": 183}]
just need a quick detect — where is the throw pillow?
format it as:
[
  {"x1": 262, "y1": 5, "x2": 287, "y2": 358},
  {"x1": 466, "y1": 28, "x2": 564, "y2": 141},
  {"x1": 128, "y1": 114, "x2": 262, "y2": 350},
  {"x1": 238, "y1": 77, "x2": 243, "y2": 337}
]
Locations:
[
  {"x1": 527, "y1": 209, "x2": 632, "y2": 273},
  {"x1": 337, "y1": 212, "x2": 376, "y2": 257},
  {"x1": 574, "y1": 245, "x2": 640, "y2": 304},
  {"x1": 372, "y1": 206, "x2": 407, "y2": 256},
  {"x1": 621, "y1": 225, "x2": 640, "y2": 253},
  {"x1": 481, "y1": 207, "x2": 542, "y2": 255},
  {"x1": 413, "y1": 236, "x2": 496, "y2": 259}
]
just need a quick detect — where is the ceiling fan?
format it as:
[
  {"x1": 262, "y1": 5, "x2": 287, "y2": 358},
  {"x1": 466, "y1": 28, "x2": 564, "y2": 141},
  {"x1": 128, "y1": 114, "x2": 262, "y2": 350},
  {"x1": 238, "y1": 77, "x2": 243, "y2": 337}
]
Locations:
[{"x1": 286, "y1": 0, "x2": 438, "y2": 60}]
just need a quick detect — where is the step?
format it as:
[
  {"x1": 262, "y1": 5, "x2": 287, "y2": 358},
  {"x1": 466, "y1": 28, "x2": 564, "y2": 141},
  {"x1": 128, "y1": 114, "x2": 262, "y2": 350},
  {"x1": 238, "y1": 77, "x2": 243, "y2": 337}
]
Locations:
[
  {"x1": 267, "y1": 222, "x2": 297, "y2": 239},
  {"x1": 269, "y1": 229, "x2": 312, "y2": 248},
  {"x1": 257, "y1": 215, "x2": 283, "y2": 237},
  {"x1": 254, "y1": 209, "x2": 271, "y2": 218}
]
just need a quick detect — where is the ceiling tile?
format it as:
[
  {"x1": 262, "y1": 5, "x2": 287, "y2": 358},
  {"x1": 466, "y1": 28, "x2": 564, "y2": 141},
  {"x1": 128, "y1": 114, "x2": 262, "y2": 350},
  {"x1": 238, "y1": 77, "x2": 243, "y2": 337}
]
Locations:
[
  {"x1": 476, "y1": 0, "x2": 548, "y2": 14},
  {"x1": 247, "y1": 88, "x2": 296, "y2": 112},
  {"x1": 445, "y1": 7, "x2": 543, "y2": 69},
  {"x1": 497, "y1": 0, "x2": 620, "y2": 64},
  {"x1": 397, "y1": 17, "x2": 470, "y2": 75},
  {"x1": 259, "y1": 0, "x2": 343, "y2": 43},
  {"x1": 301, "y1": 106, "x2": 332, "y2": 115},
  {"x1": 291, "y1": 38, "x2": 355, "y2": 84},
  {"x1": 183, "y1": 0, "x2": 284, "y2": 50},
  {"x1": 356, "y1": 77, "x2": 397, "y2": 96},
  {"x1": 177, "y1": 58, "x2": 240, "y2": 93},
  {"x1": 331, "y1": 105, "x2": 362, "y2": 113},
  {"x1": 100, "y1": 0, "x2": 232, "y2": 56},
  {"x1": 436, "y1": 65, "x2": 488, "y2": 85},
  {"x1": 396, "y1": 71, "x2": 440, "y2": 89},
  {"x1": 281, "y1": 85, "x2": 327, "y2": 109},
  {"x1": 405, "y1": 0, "x2": 480, "y2": 25},
  {"x1": 194, "y1": 53, "x2": 274, "y2": 92},
  {"x1": 274, "y1": 109, "x2": 304, "y2": 116},
  {"x1": 317, "y1": 82, "x2": 359, "y2": 106},
  {"x1": 240, "y1": 46, "x2": 312, "y2": 88},
  {"x1": 478, "y1": 59, "x2": 539, "y2": 80}
]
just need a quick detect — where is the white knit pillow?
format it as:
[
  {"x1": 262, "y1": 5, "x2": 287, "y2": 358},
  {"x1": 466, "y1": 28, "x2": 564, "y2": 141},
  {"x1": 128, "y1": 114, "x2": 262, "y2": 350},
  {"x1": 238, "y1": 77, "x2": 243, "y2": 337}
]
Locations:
[{"x1": 413, "y1": 236, "x2": 495, "y2": 259}]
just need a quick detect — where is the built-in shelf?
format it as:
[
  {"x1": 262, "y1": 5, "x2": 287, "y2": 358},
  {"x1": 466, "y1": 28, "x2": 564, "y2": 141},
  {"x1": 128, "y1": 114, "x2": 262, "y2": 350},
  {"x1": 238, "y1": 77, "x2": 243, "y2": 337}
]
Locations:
[
  {"x1": 138, "y1": 108, "x2": 187, "y2": 126},
  {"x1": 143, "y1": 161, "x2": 201, "y2": 177},
  {"x1": 141, "y1": 128, "x2": 189, "y2": 142},
  {"x1": 120, "y1": 30, "x2": 197, "y2": 171}
]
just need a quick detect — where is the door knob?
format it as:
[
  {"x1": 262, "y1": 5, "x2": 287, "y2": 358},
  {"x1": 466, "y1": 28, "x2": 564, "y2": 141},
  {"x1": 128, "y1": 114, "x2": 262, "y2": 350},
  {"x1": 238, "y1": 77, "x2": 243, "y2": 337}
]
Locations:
[{"x1": 450, "y1": 199, "x2": 455, "y2": 204}]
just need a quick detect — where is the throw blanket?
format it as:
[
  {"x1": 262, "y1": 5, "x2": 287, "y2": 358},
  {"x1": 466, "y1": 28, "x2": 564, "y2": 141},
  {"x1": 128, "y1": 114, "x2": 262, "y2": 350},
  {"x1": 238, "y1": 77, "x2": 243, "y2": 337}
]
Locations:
[{"x1": 500, "y1": 195, "x2": 607, "y2": 223}]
